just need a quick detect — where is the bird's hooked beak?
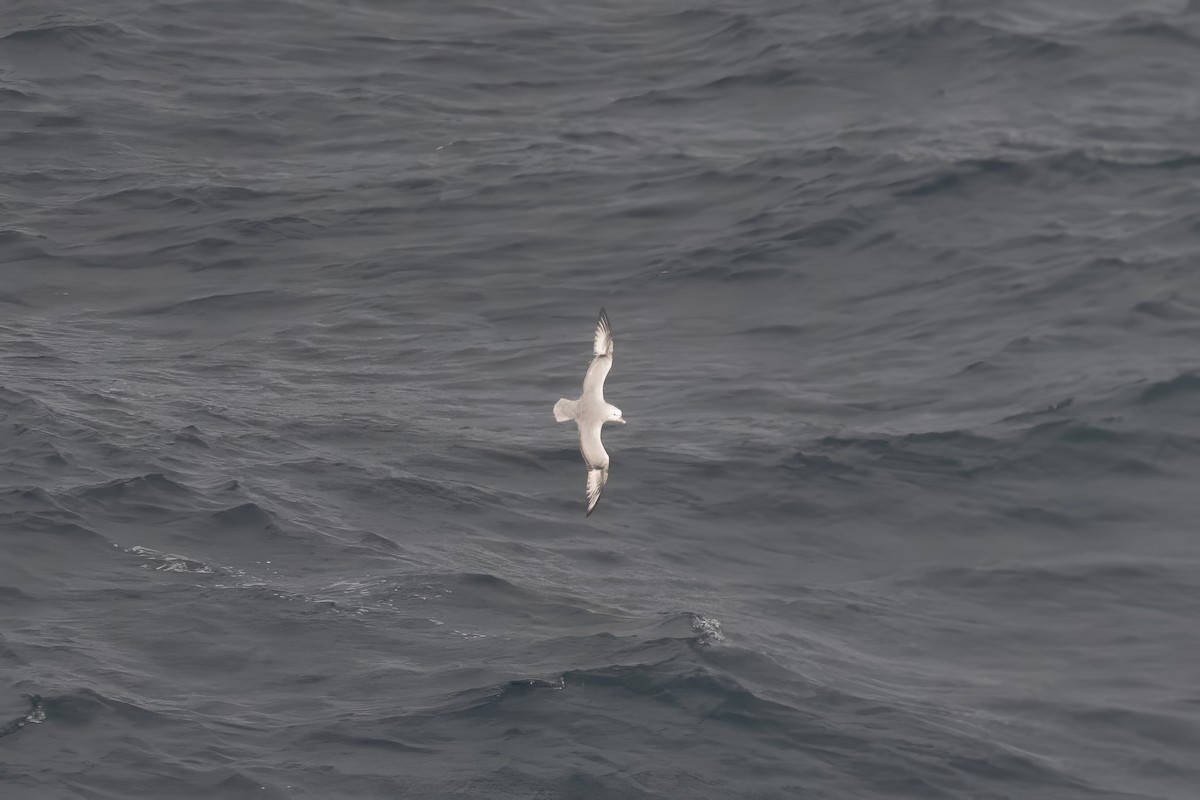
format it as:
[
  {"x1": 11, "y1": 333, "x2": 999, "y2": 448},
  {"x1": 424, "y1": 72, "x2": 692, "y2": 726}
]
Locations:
[{"x1": 618, "y1": 417, "x2": 627, "y2": 425}]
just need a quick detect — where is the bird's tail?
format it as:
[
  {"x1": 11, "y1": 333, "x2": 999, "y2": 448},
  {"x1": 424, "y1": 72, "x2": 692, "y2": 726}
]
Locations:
[{"x1": 553, "y1": 398, "x2": 578, "y2": 422}]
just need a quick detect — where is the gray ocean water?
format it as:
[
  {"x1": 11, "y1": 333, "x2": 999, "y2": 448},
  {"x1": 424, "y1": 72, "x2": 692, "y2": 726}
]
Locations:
[{"x1": 4, "y1": 1, "x2": 1200, "y2": 797}]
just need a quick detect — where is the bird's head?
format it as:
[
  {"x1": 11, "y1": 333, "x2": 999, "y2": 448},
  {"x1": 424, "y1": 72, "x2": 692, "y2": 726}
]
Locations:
[{"x1": 609, "y1": 406, "x2": 626, "y2": 425}]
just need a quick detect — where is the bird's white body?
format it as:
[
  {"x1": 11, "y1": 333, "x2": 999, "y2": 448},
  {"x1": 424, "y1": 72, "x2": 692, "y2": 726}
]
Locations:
[{"x1": 553, "y1": 308, "x2": 625, "y2": 515}]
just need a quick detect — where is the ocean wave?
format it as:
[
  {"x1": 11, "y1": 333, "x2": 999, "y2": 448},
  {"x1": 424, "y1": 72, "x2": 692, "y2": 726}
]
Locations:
[
  {"x1": 1105, "y1": 14, "x2": 1200, "y2": 46},
  {"x1": 1132, "y1": 292, "x2": 1200, "y2": 321},
  {"x1": 812, "y1": 414, "x2": 1194, "y2": 485},
  {"x1": 76, "y1": 184, "x2": 269, "y2": 213},
  {"x1": 1138, "y1": 370, "x2": 1200, "y2": 405},
  {"x1": 0, "y1": 585, "x2": 35, "y2": 603},
  {"x1": 1, "y1": 505, "x2": 108, "y2": 547},
  {"x1": 38, "y1": 688, "x2": 164, "y2": 728},
  {"x1": 0, "y1": 86, "x2": 34, "y2": 104},
  {"x1": 208, "y1": 502, "x2": 285, "y2": 535},
  {"x1": 73, "y1": 472, "x2": 194, "y2": 504},
  {"x1": 116, "y1": 289, "x2": 306, "y2": 317},
  {"x1": 0, "y1": 21, "x2": 135, "y2": 48},
  {"x1": 0, "y1": 229, "x2": 49, "y2": 265},
  {"x1": 337, "y1": 469, "x2": 523, "y2": 512},
  {"x1": 902, "y1": 558, "x2": 1200, "y2": 606},
  {"x1": 829, "y1": 13, "x2": 1079, "y2": 61},
  {"x1": 350, "y1": 572, "x2": 625, "y2": 627},
  {"x1": 298, "y1": 727, "x2": 436, "y2": 754},
  {"x1": 886, "y1": 148, "x2": 1200, "y2": 200},
  {"x1": 650, "y1": 8, "x2": 766, "y2": 47}
]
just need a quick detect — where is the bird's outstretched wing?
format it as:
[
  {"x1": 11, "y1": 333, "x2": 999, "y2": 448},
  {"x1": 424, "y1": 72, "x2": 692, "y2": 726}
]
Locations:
[
  {"x1": 593, "y1": 307, "x2": 613, "y2": 358},
  {"x1": 579, "y1": 417, "x2": 608, "y2": 468},
  {"x1": 586, "y1": 465, "x2": 608, "y2": 516},
  {"x1": 583, "y1": 307, "x2": 614, "y2": 397},
  {"x1": 580, "y1": 419, "x2": 609, "y2": 516}
]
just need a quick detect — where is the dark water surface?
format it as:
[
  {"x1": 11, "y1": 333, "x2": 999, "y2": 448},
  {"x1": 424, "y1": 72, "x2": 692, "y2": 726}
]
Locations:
[{"x1": 3, "y1": 0, "x2": 1200, "y2": 797}]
